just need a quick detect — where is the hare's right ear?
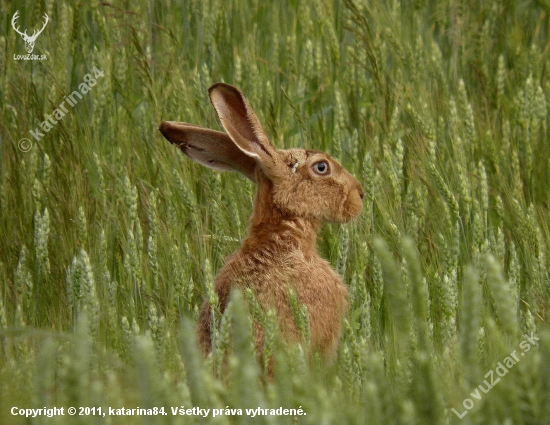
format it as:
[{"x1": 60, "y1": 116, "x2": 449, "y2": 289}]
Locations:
[
  {"x1": 159, "y1": 121, "x2": 257, "y2": 182},
  {"x1": 208, "y1": 83, "x2": 287, "y2": 181}
]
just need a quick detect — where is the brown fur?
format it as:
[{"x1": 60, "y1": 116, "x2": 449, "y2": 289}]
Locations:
[{"x1": 159, "y1": 83, "x2": 363, "y2": 362}]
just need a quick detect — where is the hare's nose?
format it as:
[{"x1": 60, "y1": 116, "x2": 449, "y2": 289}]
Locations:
[{"x1": 356, "y1": 183, "x2": 364, "y2": 199}]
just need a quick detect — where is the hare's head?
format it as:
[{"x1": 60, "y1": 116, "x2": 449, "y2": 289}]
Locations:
[{"x1": 159, "y1": 83, "x2": 363, "y2": 224}]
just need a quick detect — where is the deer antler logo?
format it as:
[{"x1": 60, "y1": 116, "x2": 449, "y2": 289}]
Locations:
[{"x1": 11, "y1": 11, "x2": 49, "y2": 54}]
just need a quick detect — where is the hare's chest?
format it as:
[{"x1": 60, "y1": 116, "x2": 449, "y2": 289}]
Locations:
[
  {"x1": 223, "y1": 248, "x2": 343, "y2": 290},
  {"x1": 292, "y1": 258, "x2": 348, "y2": 310},
  {"x1": 274, "y1": 256, "x2": 348, "y2": 353},
  {"x1": 221, "y1": 251, "x2": 347, "y2": 355},
  {"x1": 246, "y1": 253, "x2": 347, "y2": 310}
]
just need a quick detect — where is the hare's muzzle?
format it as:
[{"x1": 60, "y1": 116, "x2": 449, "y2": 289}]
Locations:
[{"x1": 337, "y1": 178, "x2": 363, "y2": 222}]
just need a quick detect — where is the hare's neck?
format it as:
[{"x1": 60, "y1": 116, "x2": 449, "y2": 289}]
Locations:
[
  {"x1": 245, "y1": 179, "x2": 320, "y2": 254},
  {"x1": 245, "y1": 215, "x2": 319, "y2": 253}
]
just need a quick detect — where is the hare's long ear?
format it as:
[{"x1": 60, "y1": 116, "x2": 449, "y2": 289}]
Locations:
[
  {"x1": 208, "y1": 83, "x2": 286, "y2": 180},
  {"x1": 159, "y1": 121, "x2": 257, "y2": 182}
]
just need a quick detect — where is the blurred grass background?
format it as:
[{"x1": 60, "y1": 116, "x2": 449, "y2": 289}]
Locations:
[{"x1": 1, "y1": 0, "x2": 550, "y2": 423}]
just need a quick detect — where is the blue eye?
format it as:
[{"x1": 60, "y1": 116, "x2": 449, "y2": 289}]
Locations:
[{"x1": 312, "y1": 161, "x2": 330, "y2": 175}]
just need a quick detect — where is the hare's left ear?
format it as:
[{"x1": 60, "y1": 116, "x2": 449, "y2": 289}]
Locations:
[
  {"x1": 159, "y1": 121, "x2": 257, "y2": 182},
  {"x1": 208, "y1": 83, "x2": 287, "y2": 180}
]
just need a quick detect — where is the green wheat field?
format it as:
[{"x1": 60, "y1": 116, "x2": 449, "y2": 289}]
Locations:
[{"x1": 1, "y1": 0, "x2": 550, "y2": 423}]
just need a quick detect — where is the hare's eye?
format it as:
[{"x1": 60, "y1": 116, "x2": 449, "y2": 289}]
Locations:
[{"x1": 312, "y1": 161, "x2": 330, "y2": 175}]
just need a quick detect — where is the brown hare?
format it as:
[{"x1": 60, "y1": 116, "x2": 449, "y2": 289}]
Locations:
[{"x1": 159, "y1": 83, "x2": 363, "y2": 361}]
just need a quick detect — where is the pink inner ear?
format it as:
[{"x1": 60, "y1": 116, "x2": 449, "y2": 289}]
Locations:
[
  {"x1": 208, "y1": 83, "x2": 287, "y2": 182},
  {"x1": 210, "y1": 85, "x2": 258, "y2": 143}
]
